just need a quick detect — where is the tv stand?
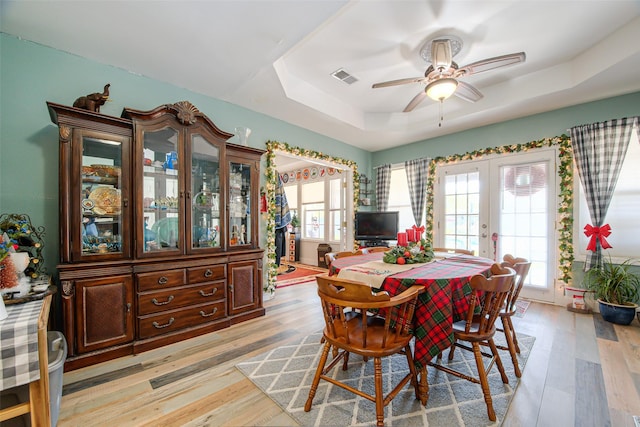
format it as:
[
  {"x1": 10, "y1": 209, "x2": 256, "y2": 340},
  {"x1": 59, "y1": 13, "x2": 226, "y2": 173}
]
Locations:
[{"x1": 361, "y1": 240, "x2": 390, "y2": 248}]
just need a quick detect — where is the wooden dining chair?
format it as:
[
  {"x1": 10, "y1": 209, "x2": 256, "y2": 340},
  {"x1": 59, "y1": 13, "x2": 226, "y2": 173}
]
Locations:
[
  {"x1": 305, "y1": 275, "x2": 425, "y2": 427},
  {"x1": 497, "y1": 254, "x2": 531, "y2": 377},
  {"x1": 432, "y1": 247, "x2": 475, "y2": 255},
  {"x1": 324, "y1": 249, "x2": 364, "y2": 268},
  {"x1": 427, "y1": 263, "x2": 515, "y2": 422},
  {"x1": 362, "y1": 246, "x2": 389, "y2": 253}
]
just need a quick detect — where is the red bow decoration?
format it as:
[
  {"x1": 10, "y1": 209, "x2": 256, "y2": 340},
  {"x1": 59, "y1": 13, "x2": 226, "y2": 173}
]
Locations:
[
  {"x1": 412, "y1": 224, "x2": 425, "y2": 241},
  {"x1": 584, "y1": 224, "x2": 612, "y2": 251}
]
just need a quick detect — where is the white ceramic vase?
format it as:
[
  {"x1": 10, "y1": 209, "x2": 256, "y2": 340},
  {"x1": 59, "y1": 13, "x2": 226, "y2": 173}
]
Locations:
[
  {"x1": 10, "y1": 252, "x2": 30, "y2": 273},
  {"x1": 235, "y1": 127, "x2": 251, "y2": 146}
]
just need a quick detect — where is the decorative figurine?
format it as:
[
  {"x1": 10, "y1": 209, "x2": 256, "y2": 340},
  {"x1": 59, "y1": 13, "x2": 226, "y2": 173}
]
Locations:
[{"x1": 73, "y1": 83, "x2": 110, "y2": 112}]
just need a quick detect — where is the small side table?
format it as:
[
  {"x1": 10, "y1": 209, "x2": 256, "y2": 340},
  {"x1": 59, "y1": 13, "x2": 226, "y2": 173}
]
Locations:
[
  {"x1": 0, "y1": 295, "x2": 52, "y2": 426},
  {"x1": 565, "y1": 286, "x2": 594, "y2": 314}
]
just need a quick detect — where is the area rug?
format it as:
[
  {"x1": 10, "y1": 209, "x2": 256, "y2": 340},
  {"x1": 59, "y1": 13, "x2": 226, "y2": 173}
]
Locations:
[
  {"x1": 514, "y1": 300, "x2": 530, "y2": 318},
  {"x1": 276, "y1": 264, "x2": 327, "y2": 288},
  {"x1": 236, "y1": 330, "x2": 534, "y2": 426}
]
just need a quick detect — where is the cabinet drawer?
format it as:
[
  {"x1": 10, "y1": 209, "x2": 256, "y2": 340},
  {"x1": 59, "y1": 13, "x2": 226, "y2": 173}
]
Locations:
[
  {"x1": 188, "y1": 265, "x2": 225, "y2": 284},
  {"x1": 138, "y1": 300, "x2": 227, "y2": 339},
  {"x1": 137, "y1": 269, "x2": 186, "y2": 292},
  {"x1": 137, "y1": 281, "x2": 225, "y2": 315}
]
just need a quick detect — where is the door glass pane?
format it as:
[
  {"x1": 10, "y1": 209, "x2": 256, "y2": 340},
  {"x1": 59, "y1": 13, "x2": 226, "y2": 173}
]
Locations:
[
  {"x1": 191, "y1": 135, "x2": 220, "y2": 249},
  {"x1": 229, "y1": 161, "x2": 251, "y2": 246},
  {"x1": 329, "y1": 179, "x2": 341, "y2": 209},
  {"x1": 442, "y1": 171, "x2": 479, "y2": 254},
  {"x1": 303, "y1": 202, "x2": 324, "y2": 239},
  {"x1": 81, "y1": 137, "x2": 123, "y2": 256},
  {"x1": 142, "y1": 127, "x2": 180, "y2": 253},
  {"x1": 499, "y1": 162, "x2": 549, "y2": 288},
  {"x1": 330, "y1": 210, "x2": 341, "y2": 241}
]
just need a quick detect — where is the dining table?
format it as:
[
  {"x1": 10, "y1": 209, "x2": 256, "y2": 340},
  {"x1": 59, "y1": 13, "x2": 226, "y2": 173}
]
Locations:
[{"x1": 329, "y1": 250, "x2": 495, "y2": 402}]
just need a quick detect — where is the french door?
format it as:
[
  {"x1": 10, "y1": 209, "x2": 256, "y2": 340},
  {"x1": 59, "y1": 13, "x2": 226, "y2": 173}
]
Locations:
[{"x1": 434, "y1": 149, "x2": 557, "y2": 303}]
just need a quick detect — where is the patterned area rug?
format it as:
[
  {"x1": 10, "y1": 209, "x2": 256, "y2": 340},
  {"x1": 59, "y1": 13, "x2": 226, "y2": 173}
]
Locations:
[
  {"x1": 276, "y1": 264, "x2": 327, "y2": 288},
  {"x1": 514, "y1": 300, "x2": 530, "y2": 318},
  {"x1": 237, "y1": 330, "x2": 534, "y2": 426}
]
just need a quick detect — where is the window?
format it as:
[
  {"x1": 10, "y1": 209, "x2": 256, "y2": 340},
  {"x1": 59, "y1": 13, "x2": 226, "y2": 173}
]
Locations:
[
  {"x1": 443, "y1": 171, "x2": 480, "y2": 252},
  {"x1": 283, "y1": 185, "x2": 298, "y2": 224},
  {"x1": 329, "y1": 178, "x2": 343, "y2": 241},
  {"x1": 387, "y1": 167, "x2": 415, "y2": 235},
  {"x1": 302, "y1": 181, "x2": 325, "y2": 239},
  {"x1": 576, "y1": 128, "x2": 640, "y2": 261}
]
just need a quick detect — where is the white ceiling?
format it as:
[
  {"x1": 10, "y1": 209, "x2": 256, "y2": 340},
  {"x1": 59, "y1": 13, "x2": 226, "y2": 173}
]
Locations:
[{"x1": 2, "y1": 0, "x2": 640, "y2": 152}]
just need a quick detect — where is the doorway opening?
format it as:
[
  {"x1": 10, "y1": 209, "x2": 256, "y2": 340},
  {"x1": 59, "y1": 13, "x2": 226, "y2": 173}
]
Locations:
[{"x1": 264, "y1": 142, "x2": 358, "y2": 293}]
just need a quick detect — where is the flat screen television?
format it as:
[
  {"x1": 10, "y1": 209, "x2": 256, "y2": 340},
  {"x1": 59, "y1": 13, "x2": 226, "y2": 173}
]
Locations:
[{"x1": 354, "y1": 211, "x2": 399, "y2": 241}]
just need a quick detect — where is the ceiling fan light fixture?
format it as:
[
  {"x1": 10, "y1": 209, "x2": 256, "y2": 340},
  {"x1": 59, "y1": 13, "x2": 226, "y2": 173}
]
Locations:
[{"x1": 426, "y1": 78, "x2": 458, "y2": 101}]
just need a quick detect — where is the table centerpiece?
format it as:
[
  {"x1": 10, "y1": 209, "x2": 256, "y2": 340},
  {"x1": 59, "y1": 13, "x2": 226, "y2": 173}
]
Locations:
[{"x1": 383, "y1": 239, "x2": 434, "y2": 265}]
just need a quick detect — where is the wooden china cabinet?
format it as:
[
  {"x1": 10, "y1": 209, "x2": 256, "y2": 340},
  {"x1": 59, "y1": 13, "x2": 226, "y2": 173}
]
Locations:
[{"x1": 47, "y1": 101, "x2": 265, "y2": 370}]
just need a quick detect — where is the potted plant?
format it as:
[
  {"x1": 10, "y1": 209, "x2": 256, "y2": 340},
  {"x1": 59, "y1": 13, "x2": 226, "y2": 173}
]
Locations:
[
  {"x1": 290, "y1": 214, "x2": 300, "y2": 234},
  {"x1": 584, "y1": 257, "x2": 640, "y2": 325}
]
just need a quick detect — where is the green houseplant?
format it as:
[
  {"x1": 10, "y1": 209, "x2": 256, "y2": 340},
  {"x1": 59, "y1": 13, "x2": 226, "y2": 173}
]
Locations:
[
  {"x1": 584, "y1": 257, "x2": 640, "y2": 325},
  {"x1": 290, "y1": 214, "x2": 300, "y2": 233}
]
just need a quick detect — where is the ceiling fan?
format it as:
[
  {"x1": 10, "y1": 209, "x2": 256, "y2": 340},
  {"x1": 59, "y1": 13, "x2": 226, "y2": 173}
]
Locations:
[{"x1": 372, "y1": 36, "x2": 526, "y2": 113}]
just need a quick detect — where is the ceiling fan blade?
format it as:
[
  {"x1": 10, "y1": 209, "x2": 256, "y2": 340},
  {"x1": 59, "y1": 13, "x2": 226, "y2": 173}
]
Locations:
[
  {"x1": 456, "y1": 52, "x2": 526, "y2": 77},
  {"x1": 372, "y1": 76, "x2": 426, "y2": 89},
  {"x1": 454, "y1": 81, "x2": 483, "y2": 102},
  {"x1": 403, "y1": 91, "x2": 428, "y2": 112}
]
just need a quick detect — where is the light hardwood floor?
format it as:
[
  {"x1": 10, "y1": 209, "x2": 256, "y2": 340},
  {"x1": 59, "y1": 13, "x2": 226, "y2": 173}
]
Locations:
[{"x1": 56, "y1": 280, "x2": 640, "y2": 426}]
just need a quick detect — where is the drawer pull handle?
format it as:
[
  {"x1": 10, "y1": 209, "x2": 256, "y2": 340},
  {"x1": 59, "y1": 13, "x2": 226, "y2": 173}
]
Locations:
[
  {"x1": 199, "y1": 288, "x2": 218, "y2": 297},
  {"x1": 152, "y1": 318, "x2": 174, "y2": 329},
  {"x1": 204, "y1": 269, "x2": 213, "y2": 278},
  {"x1": 157, "y1": 276, "x2": 169, "y2": 285},
  {"x1": 151, "y1": 295, "x2": 174, "y2": 306},
  {"x1": 200, "y1": 308, "x2": 218, "y2": 318}
]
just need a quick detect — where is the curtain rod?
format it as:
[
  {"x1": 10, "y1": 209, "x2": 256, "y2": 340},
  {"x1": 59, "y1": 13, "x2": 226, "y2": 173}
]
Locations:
[
  {"x1": 373, "y1": 157, "x2": 431, "y2": 169},
  {"x1": 568, "y1": 116, "x2": 639, "y2": 132}
]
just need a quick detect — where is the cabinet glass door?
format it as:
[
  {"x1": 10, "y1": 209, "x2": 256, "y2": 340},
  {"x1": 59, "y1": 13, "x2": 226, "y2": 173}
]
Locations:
[
  {"x1": 141, "y1": 127, "x2": 181, "y2": 254},
  {"x1": 191, "y1": 134, "x2": 221, "y2": 249},
  {"x1": 80, "y1": 135, "x2": 125, "y2": 257},
  {"x1": 229, "y1": 161, "x2": 252, "y2": 247}
]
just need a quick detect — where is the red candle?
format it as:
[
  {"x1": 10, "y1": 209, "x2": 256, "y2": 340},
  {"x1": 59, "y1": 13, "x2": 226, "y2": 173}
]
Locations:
[
  {"x1": 413, "y1": 225, "x2": 424, "y2": 241},
  {"x1": 406, "y1": 228, "x2": 415, "y2": 242},
  {"x1": 397, "y1": 232, "x2": 408, "y2": 247}
]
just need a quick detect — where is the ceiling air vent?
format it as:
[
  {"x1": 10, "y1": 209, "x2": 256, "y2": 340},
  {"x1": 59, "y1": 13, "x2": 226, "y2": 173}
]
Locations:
[{"x1": 331, "y1": 68, "x2": 358, "y2": 85}]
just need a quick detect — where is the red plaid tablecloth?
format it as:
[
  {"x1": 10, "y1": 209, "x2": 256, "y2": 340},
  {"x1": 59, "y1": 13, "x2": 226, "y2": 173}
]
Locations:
[{"x1": 330, "y1": 253, "x2": 494, "y2": 369}]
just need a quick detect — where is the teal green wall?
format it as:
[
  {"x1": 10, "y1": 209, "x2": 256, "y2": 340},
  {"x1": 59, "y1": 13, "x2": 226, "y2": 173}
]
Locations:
[
  {"x1": 372, "y1": 91, "x2": 640, "y2": 165},
  {"x1": 2, "y1": 32, "x2": 639, "y2": 282},
  {"x1": 0, "y1": 34, "x2": 369, "y2": 275}
]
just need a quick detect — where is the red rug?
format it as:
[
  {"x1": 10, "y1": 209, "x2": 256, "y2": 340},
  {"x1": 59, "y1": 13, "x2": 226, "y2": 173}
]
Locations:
[{"x1": 276, "y1": 264, "x2": 327, "y2": 288}]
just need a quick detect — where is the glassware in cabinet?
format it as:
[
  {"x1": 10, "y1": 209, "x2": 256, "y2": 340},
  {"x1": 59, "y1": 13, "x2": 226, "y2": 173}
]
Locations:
[
  {"x1": 139, "y1": 126, "x2": 181, "y2": 255},
  {"x1": 228, "y1": 161, "x2": 252, "y2": 247},
  {"x1": 76, "y1": 130, "x2": 131, "y2": 261},
  {"x1": 191, "y1": 134, "x2": 221, "y2": 250}
]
